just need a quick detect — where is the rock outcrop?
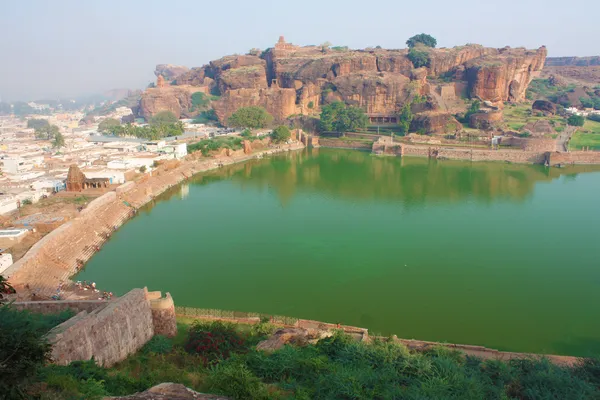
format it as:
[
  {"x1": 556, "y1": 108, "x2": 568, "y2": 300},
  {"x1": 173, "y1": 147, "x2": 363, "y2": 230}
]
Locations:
[
  {"x1": 139, "y1": 85, "x2": 207, "y2": 119},
  {"x1": 411, "y1": 111, "x2": 463, "y2": 135},
  {"x1": 545, "y1": 57, "x2": 600, "y2": 67},
  {"x1": 256, "y1": 327, "x2": 332, "y2": 352},
  {"x1": 532, "y1": 100, "x2": 556, "y2": 115},
  {"x1": 470, "y1": 111, "x2": 503, "y2": 130},
  {"x1": 106, "y1": 383, "x2": 229, "y2": 399},
  {"x1": 155, "y1": 64, "x2": 190, "y2": 81},
  {"x1": 138, "y1": 37, "x2": 547, "y2": 125},
  {"x1": 465, "y1": 47, "x2": 547, "y2": 103}
]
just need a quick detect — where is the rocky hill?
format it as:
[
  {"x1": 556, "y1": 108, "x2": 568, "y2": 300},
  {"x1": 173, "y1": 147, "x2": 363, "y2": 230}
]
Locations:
[
  {"x1": 545, "y1": 57, "x2": 600, "y2": 67},
  {"x1": 138, "y1": 37, "x2": 547, "y2": 127}
]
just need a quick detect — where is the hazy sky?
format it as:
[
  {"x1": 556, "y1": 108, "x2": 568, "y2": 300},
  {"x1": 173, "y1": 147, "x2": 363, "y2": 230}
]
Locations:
[{"x1": 0, "y1": 0, "x2": 597, "y2": 101}]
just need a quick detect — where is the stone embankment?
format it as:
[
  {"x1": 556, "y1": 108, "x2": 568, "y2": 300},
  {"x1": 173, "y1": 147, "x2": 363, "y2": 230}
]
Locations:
[{"x1": 3, "y1": 143, "x2": 304, "y2": 299}]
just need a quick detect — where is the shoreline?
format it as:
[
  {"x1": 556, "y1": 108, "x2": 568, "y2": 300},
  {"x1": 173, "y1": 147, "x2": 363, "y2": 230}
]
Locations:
[{"x1": 4, "y1": 142, "x2": 305, "y2": 300}]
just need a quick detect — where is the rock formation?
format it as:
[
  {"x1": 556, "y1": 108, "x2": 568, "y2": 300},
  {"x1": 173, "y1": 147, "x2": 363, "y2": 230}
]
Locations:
[
  {"x1": 532, "y1": 100, "x2": 556, "y2": 115},
  {"x1": 154, "y1": 64, "x2": 191, "y2": 81},
  {"x1": 410, "y1": 111, "x2": 463, "y2": 135},
  {"x1": 470, "y1": 111, "x2": 504, "y2": 130},
  {"x1": 138, "y1": 37, "x2": 547, "y2": 124}
]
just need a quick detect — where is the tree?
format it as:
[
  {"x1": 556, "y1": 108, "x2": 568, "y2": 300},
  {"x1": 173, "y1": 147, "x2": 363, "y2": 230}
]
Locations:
[
  {"x1": 271, "y1": 126, "x2": 291, "y2": 143},
  {"x1": 139, "y1": 165, "x2": 147, "y2": 173},
  {"x1": 150, "y1": 110, "x2": 178, "y2": 125},
  {"x1": 98, "y1": 118, "x2": 121, "y2": 133},
  {"x1": 27, "y1": 118, "x2": 49, "y2": 130},
  {"x1": 52, "y1": 132, "x2": 65, "y2": 148},
  {"x1": 588, "y1": 114, "x2": 600, "y2": 122},
  {"x1": 0, "y1": 276, "x2": 15, "y2": 302},
  {"x1": 406, "y1": 33, "x2": 437, "y2": 48},
  {"x1": 567, "y1": 114, "x2": 585, "y2": 127},
  {"x1": 319, "y1": 102, "x2": 368, "y2": 133},
  {"x1": 398, "y1": 103, "x2": 413, "y2": 134},
  {"x1": 407, "y1": 48, "x2": 430, "y2": 68},
  {"x1": 0, "y1": 305, "x2": 52, "y2": 398},
  {"x1": 463, "y1": 100, "x2": 481, "y2": 123},
  {"x1": 191, "y1": 92, "x2": 210, "y2": 110},
  {"x1": 35, "y1": 124, "x2": 59, "y2": 140},
  {"x1": 228, "y1": 106, "x2": 273, "y2": 129}
]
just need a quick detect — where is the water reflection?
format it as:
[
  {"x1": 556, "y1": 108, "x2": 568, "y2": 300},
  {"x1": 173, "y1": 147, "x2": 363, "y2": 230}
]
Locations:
[{"x1": 188, "y1": 149, "x2": 600, "y2": 206}]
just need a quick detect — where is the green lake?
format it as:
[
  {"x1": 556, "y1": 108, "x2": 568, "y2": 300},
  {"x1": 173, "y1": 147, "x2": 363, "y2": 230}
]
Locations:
[{"x1": 78, "y1": 148, "x2": 600, "y2": 357}]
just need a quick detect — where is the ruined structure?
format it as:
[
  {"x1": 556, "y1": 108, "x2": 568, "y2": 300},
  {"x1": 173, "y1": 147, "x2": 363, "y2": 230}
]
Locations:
[
  {"x1": 138, "y1": 37, "x2": 547, "y2": 126},
  {"x1": 66, "y1": 165, "x2": 109, "y2": 191},
  {"x1": 156, "y1": 74, "x2": 166, "y2": 88}
]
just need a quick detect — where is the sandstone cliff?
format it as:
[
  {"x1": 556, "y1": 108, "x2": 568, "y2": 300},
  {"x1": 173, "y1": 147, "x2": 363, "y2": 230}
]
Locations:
[
  {"x1": 139, "y1": 85, "x2": 207, "y2": 119},
  {"x1": 138, "y1": 38, "x2": 547, "y2": 124}
]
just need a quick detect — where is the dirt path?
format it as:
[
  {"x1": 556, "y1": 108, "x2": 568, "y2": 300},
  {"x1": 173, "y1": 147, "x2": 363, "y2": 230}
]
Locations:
[{"x1": 556, "y1": 126, "x2": 576, "y2": 152}]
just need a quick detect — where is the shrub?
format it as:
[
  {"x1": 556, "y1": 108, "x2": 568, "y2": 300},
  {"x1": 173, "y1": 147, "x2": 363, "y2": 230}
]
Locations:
[
  {"x1": 184, "y1": 321, "x2": 246, "y2": 366},
  {"x1": 568, "y1": 114, "x2": 585, "y2": 127},
  {"x1": 250, "y1": 317, "x2": 276, "y2": 338},
  {"x1": 588, "y1": 114, "x2": 600, "y2": 123},
  {"x1": 407, "y1": 48, "x2": 430, "y2": 68},
  {"x1": 271, "y1": 126, "x2": 291, "y2": 143},
  {"x1": 139, "y1": 165, "x2": 147, "y2": 173},
  {"x1": 205, "y1": 359, "x2": 273, "y2": 400},
  {"x1": 307, "y1": 101, "x2": 314, "y2": 109},
  {"x1": 228, "y1": 106, "x2": 273, "y2": 129},
  {"x1": 142, "y1": 335, "x2": 173, "y2": 355},
  {"x1": 150, "y1": 110, "x2": 178, "y2": 125}
]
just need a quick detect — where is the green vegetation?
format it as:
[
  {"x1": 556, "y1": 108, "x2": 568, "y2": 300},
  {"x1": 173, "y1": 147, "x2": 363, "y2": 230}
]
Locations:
[
  {"x1": 406, "y1": 33, "x2": 437, "y2": 48},
  {"x1": 34, "y1": 124, "x2": 60, "y2": 140},
  {"x1": 525, "y1": 78, "x2": 577, "y2": 104},
  {"x1": 106, "y1": 122, "x2": 184, "y2": 140},
  {"x1": 188, "y1": 136, "x2": 244, "y2": 156},
  {"x1": 319, "y1": 101, "x2": 368, "y2": 133},
  {"x1": 190, "y1": 92, "x2": 220, "y2": 112},
  {"x1": 568, "y1": 114, "x2": 586, "y2": 127},
  {"x1": 580, "y1": 96, "x2": 600, "y2": 110},
  {"x1": 0, "y1": 276, "x2": 15, "y2": 302},
  {"x1": 588, "y1": 114, "x2": 600, "y2": 123},
  {"x1": 150, "y1": 110, "x2": 178, "y2": 125},
  {"x1": 228, "y1": 106, "x2": 274, "y2": 129},
  {"x1": 398, "y1": 103, "x2": 413, "y2": 134},
  {"x1": 193, "y1": 109, "x2": 219, "y2": 124},
  {"x1": 27, "y1": 118, "x2": 50, "y2": 130},
  {"x1": 270, "y1": 126, "x2": 291, "y2": 143},
  {"x1": 52, "y1": 131, "x2": 65, "y2": 148},
  {"x1": 98, "y1": 118, "x2": 121, "y2": 132},
  {"x1": 407, "y1": 47, "x2": 430, "y2": 68},
  {"x1": 7, "y1": 303, "x2": 600, "y2": 400},
  {"x1": 502, "y1": 103, "x2": 565, "y2": 133},
  {"x1": 0, "y1": 305, "x2": 73, "y2": 398},
  {"x1": 461, "y1": 100, "x2": 481, "y2": 124},
  {"x1": 307, "y1": 101, "x2": 314, "y2": 109},
  {"x1": 569, "y1": 120, "x2": 600, "y2": 150}
]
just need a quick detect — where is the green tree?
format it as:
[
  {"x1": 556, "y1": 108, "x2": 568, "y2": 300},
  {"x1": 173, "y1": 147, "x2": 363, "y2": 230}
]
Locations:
[
  {"x1": 407, "y1": 48, "x2": 430, "y2": 68},
  {"x1": 398, "y1": 103, "x2": 413, "y2": 134},
  {"x1": 406, "y1": 33, "x2": 437, "y2": 48},
  {"x1": 0, "y1": 276, "x2": 15, "y2": 302},
  {"x1": 191, "y1": 92, "x2": 210, "y2": 110},
  {"x1": 98, "y1": 118, "x2": 121, "y2": 133},
  {"x1": 27, "y1": 118, "x2": 50, "y2": 130},
  {"x1": 319, "y1": 102, "x2": 346, "y2": 132},
  {"x1": 271, "y1": 126, "x2": 291, "y2": 143},
  {"x1": 0, "y1": 305, "x2": 52, "y2": 398},
  {"x1": 228, "y1": 106, "x2": 273, "y2": 129},
  {"x1": 567, "y1": 114, "x2": 585, "y2": 127},
  {"x1": 150, "y1": 110, "x2": 178, "y2": 125},
  {"x1": 52, "y1": 132, "x2": 65, "y2": 148},
  {"x1": 35, "y1": 124, "x2": 59, "y2": 140},
  {"x1": 463, "y1": 100, "x2": 481, "y2": 123}
]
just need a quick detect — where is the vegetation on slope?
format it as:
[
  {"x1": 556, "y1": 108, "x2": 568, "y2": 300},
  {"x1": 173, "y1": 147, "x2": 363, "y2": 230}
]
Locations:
[{"x1": 4, "y1": 304, "x2": 600, "y2": 400}]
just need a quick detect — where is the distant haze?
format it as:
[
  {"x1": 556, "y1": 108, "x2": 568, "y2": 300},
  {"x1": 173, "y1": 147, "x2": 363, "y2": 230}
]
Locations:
[{"x1": 0, "y1": 0, "x2": 597, "y2": 101}]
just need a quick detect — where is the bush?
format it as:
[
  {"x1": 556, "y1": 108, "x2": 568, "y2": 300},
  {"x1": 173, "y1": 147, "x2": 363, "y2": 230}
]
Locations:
[
  {"x1": 150, "y1": 111, "x2": 178, "y2": 125},
  {"x1": 406, "y1": 33, "x2": 437, "y2": 48},
  {"x1": 184, "y1": 321, "x2": 247, "y2": 366},
  {"x1": 588, "y1": 114, "x2": 600, "y2": 123},
  {"x1": 250, "y1": 317, "x2": 276, "y2": 338},
  {"x1": 139, "y1": 165, "x2": 147, "y2": 173},
  {"x1": 568, "y1": 114, "x2": 586, "y2": 127},
  {"x1": 407, "y1": 48, "x2": 430, "y2": 68},
  {"x1": 205, "y1": 359, "x2": 273, "y2": 400},
  {"x1": 142, "y1": 335, "x2": 173, "y2": 355},
  {"x1": 228, "y1": 106, "x2": 273, "y2": 129},
  {"x1": 307, "y1": 101, "x2": 314, "y2": 109},
  {"x1": 271, "y1": 126, "x2": 291, "y2": 143}
]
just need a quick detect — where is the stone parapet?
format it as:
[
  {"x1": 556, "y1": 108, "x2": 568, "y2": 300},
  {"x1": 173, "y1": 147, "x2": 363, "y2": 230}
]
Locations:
[{"x1": 148, "y1": 291, "x2": 177, "y2": 338}]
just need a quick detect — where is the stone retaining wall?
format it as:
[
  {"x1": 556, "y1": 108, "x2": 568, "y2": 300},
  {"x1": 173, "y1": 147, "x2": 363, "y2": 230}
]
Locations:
[
  {"x1": 46, "y1": 288, "x2": 155, "y2": 367},
  {"x1": 319, "y1": 139, "x2": 373, "y2": 150},
  {"x1": 12, "y1": 300, "x2": 105, "y2": 315},
  {"x1": 548, "y1": 151, "x2": 600, "y2": 166},
  {"x1": 400, "y1": 144, "x2": 547, "y2": 164}
]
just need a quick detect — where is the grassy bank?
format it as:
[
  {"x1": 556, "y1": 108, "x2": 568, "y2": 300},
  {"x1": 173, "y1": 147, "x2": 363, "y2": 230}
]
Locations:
[
  {"x1": 569, "y1": 120, "x2": 600, "y2": 150},
  {"x1": 23, "y1": 317, "x2": 600, "y2": 399}
]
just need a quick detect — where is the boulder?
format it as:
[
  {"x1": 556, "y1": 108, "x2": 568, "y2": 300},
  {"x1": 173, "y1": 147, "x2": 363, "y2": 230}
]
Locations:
[
  {"x1": 256, "y1": 328, "x2": 332, "y2": 353},
  {"x1": 532, "y1": 100, "x2": 556, "y2": 115},
  {"x1": 469, "y1": 111, "x2": 503, "y2": 130},
  {"x1": 411, "y1": 111, "x2": 463, "y2": 135},
  {"x1": 106, "y1": 383, "x2": 229, "y2": 399}
]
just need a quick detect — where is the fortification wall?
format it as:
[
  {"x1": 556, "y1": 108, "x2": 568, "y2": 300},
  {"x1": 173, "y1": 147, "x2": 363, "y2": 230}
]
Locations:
[
  {"x1": 548, "y1": 151, "x2": 600, "y2": 166},
  {"x1": 148, "y1": 291, "x2": 178, "y2": 337},
  {"x1": 46, "y1": 288, "x2": 154, "y2": 367}
]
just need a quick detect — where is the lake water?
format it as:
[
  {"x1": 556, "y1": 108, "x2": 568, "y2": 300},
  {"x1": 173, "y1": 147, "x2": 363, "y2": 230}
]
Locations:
[{"x1": 78, "y1": 148, "x2": 600, "y2": 356}]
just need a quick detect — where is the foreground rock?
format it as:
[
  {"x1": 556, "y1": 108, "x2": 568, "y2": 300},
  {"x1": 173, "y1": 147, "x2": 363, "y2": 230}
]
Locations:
[
  {"x1": 106, "y1": 383, "x2": 229, "y2": 399},
  {"x1": 256, "y1": 327, "x2": 333, "y2": 352}
]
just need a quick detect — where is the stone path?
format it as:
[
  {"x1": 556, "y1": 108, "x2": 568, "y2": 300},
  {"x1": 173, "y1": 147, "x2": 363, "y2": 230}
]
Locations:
[{"x1": 556, "y1": 126, "x2": 576, "y2": 152}]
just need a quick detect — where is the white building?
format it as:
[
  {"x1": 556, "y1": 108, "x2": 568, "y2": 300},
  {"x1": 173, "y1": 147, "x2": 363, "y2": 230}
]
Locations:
[{"x1": 0, "y1": 253, "x2": 14, "y2": 274}]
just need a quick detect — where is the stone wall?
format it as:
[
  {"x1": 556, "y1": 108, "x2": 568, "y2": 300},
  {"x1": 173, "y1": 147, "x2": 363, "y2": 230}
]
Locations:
[
  {"x1": 400, "y1": 144, "x2": 547, "y2": 164},
  {"x1": 80, "y1": 191, "x2": 117, "y2": 215},
  {"x1": 548, "y1": 151, "x2": 600, "y2": 166},
  {"x1": 319, "y1": 138, "x2": 373, "y2": 150},
  {"x1": 46, "y1": 288, "x2": 155, "y2": 367},
  {"x1": 12, "y1": 300, "x2": 105, "y2": 315},
  {"x1": 148, "y1": 291, "x2": 178, "y2": 338}
]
